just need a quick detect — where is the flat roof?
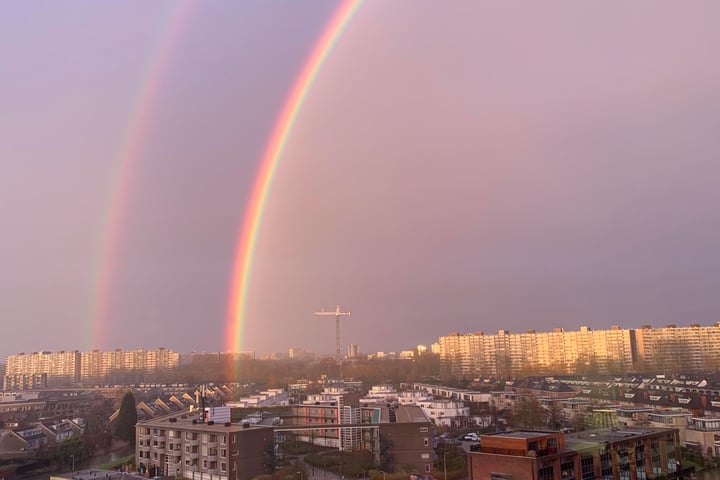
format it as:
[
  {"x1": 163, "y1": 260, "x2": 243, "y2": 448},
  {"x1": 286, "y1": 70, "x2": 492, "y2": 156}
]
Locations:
[
  {"x1": 138, "y1": 412, "x2": 270, "y2": 434},
  {"x1": 52, "y1": 470, "x2": 146, "y2": 480},
  {"x1": 486, "y1": 431, "x2": 555, "y2": 440},
  {"x1": 565, "y1": 427, "x2": 675, "y2": 447}
]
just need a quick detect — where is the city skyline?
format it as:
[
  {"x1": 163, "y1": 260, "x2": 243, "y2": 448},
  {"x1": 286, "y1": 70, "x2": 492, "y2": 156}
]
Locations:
[
  {"x1": 3, "y1": 318, "x2": 719, "y2": 361},
  {"x1": 2, "y1": 1, "x2": 720, "y2": 359}
]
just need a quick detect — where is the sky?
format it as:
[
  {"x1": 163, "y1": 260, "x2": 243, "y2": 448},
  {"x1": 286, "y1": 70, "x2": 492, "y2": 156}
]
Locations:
[{"x1": 2, "y1": 1, "x2": 720, "y2": 359}]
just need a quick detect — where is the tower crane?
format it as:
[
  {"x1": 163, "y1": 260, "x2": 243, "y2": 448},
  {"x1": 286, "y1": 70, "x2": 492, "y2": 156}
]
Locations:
[{"x1": 314, "y1": 305, "x2": 351, "y2": 362}]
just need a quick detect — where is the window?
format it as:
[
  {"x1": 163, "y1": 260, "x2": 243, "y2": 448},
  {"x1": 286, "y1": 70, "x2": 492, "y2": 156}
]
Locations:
[
  {"x1": 421, "y1": 453, "x2": 430, "y2": 459},
  {"x1": 425, "y1": 465, "x2": 430, "y2": 473},
  {"x1": 420, "y1": 427, "x2": 429, "y2": 433},
  {"x1": 615, "y1": 447, "x2": 630, "y2": 480},
  {"x1": 221, "y1": 449, "x2": 227, "y2": 458},
  {"x1": 600, "y1": 451, "x2": 613, "y2": 479},
  {"x1": 650, "y1": 441, "x2": 662, "y2": 475},
  {"x1": 561, "y1": 457, "x2": 575, "y2": 480},
  {"x1": 221, "y1": 463, "x2": 227, "y2": 473},
  {"x1": 424, "y1": 437, "x2": 429, "y2": 447},
  {"x1": 222, "y1": 435, "x2": 227, "y2": 444},
  {"x1": 538, "y1": 460, "x2": 553, "y2": 480},
  {"x1": 636, "y1": 443, "x2": 646, "y2": 480}
]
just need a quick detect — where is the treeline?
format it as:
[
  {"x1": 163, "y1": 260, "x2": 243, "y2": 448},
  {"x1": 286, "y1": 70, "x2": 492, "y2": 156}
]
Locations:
[{"x1": 168, "y1": 353, "x2": 442, "y2": 391}]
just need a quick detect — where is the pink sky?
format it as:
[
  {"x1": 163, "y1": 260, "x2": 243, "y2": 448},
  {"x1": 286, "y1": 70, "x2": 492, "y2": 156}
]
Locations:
[{"x1": 1, "y1": 1, "x2": 720, "y2": 357}]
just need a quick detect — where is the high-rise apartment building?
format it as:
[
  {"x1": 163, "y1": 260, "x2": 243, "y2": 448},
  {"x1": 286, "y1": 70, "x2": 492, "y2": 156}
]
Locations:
[
  {"x1": 439, "y1": 323, "x2": 720, "y2": 377},
  {"x1": 5, "y1": 347, "x2": 179, "y2": 388},
  {"x1": 5, "y1": 351, "x2": 80, "y2": 386}
]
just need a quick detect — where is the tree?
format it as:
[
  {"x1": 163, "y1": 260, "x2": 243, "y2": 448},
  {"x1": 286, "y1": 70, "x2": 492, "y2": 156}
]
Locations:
[
  {"x1": 58, "y1": 436, "x2": 85, "y2": 469},
  {"x1": 114, "y1": 391, "x2": 138, "y2": 445},
  {"x1": 511, "y1": 397, "x2": 548, "y2": 429},
  {"x1": 546, "y1": 401, "x2": 564, "y2": 430}
]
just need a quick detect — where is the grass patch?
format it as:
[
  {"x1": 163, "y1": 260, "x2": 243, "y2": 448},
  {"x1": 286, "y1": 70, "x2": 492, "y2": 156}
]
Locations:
[{"x1": 98, "y1": 455, "x2": 135, "y2": 471}]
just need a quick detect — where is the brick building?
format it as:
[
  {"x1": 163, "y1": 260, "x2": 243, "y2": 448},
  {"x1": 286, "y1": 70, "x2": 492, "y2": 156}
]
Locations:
[
  {"x1": 468, "y1": 427, "x2": 681, "y2": 480},
  {"x1": 136, "y1": 414, "x2": 273, "y2": 480}
]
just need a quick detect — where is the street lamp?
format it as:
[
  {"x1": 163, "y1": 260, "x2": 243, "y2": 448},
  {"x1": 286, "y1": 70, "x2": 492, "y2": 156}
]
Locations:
[
  {"x1": 443, "y1": 452, "x2": 447, "y2": 480},
  {"x1": 71, "y1": 454, "x2": 75, "y2": 472},
  {"x1": 297, "y1": 471, "x2": 304, "y2": 480}
]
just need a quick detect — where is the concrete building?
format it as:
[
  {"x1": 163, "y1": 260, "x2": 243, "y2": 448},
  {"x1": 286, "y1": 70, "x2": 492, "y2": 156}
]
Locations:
[
  {"x1": 359, "y1": 385, "x2": 399, "y2": 405},
  {"x1": 415, "y1": 399, "x2": 469, "y2": 428},
  {"x1": 287, "y1": 387, "x2": 362, "y2": 450},
  {"x1": 286, "y1": 401, "x2": 433, "y2": 474},
  {"x1": 439, "y1": 322, "x2": 720, "y2": 376},
  {"x1": 685, "y1": 416, "x2": 720, "y2": 457},
  {"x1": 5, "y1": 351, "x2": 81, "y2": 387},
  {"x1": 373, "y1": 405, "x2": 435, "y2": 474},
  {"x1": 5, "y1": 348, "x2": 179, "y2": 387}
]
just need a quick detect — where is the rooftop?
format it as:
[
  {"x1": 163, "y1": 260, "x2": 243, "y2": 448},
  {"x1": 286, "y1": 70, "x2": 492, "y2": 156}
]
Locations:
[
  {"x1": 485, "y1": 430, "x2": 555, "y2": 440},
  {"x1": 565, "y1": 426, "x2": 675, "y2": 447},
  {"x1": 137, "y1": 412, "x2": 270, "y2": 434}
]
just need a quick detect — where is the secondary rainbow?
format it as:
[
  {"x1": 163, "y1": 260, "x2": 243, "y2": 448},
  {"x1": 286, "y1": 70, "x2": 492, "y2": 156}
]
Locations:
[
  {"x1": 226, "y1": 0, "x2": 363, "y2": 353},
  {"x1": 87, "y1": 1, "x2": 195, "y2": 349}
]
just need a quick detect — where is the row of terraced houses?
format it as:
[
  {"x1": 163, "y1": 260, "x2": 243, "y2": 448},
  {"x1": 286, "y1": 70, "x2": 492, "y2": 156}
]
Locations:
[{"x1": 438, "y1": 322, "x2": 720, "y2": 376}]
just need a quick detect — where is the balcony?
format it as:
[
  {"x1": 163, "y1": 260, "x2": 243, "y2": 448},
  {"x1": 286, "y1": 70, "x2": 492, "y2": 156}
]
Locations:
[
  {"x1": 139, "y1": 446, "x2": 151, "y2": 453},
  {"x1": 186, "y1": 439, "x2": 199, "y2": 446},
  {"x1": 139, "y1": 433, "x2": 151, "y2": 441},
  {"x1": 185, "y1": 452, "x2": 199, "y2": 460},
  {"x1": 208, "y1": 441, "x2": 218, "y2": 448},
  {"x1": 154, "y1": 447, "x2": 166, "y2": 454},
  {"x1": 207, "y1": 455, "x2": 218, "y2": 461}
]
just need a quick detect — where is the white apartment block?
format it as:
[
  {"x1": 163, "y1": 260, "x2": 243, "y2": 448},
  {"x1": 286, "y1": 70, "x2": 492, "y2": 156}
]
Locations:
[
  {"x1": 415, "y1": 399, "x2": 469, "y2": 427},
  {"x1": 5, "y1": 348, "x2": 179, "y2": 387}
]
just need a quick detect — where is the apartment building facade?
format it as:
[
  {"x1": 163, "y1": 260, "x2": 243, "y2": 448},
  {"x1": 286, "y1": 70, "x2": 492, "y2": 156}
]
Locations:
[
  {"x1": 5, "y1": 351, "x2": 81, "y2": 387},
  {"x1": 136, "y1": 414, "x2": 272, "y2": 480},
  {"x1": 439, "y1": 322, "x2": 720, "y2": 377},
  {"x1": 4, "y1": 348, "x2": 179, "y2": 387}
]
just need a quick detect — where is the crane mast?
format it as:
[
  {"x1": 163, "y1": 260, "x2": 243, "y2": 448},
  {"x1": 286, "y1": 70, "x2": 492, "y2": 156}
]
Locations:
[{"x1": 314, "y1": 305, "x2": 351, "y2": 362}]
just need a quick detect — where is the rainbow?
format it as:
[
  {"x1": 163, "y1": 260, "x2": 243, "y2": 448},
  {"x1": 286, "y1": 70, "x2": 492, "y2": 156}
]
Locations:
[
  {"x1": 226, "y1": 0, "x2": 363, "y2": 353},
  {"x1": 87, "y1": 1, "x2": 195, "y2": 349}
]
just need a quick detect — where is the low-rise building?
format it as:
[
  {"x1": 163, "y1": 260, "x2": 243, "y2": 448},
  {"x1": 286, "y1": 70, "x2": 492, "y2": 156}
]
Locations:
[
  {"x1": 415, "y1": 400, "x2": 469, "y2": 428},
  {"x1": 468, "y1": 427, "x2": 682, "y2": 480},
  {"x1": 648, "y1": 410, "x2": 691, "y2": 444},
  {"x1": 136, "y1": 413, "x2": 273, "y2": 480},
  {"x1": 685, "y1": 416, "x2": 720, "y2": 457}
]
